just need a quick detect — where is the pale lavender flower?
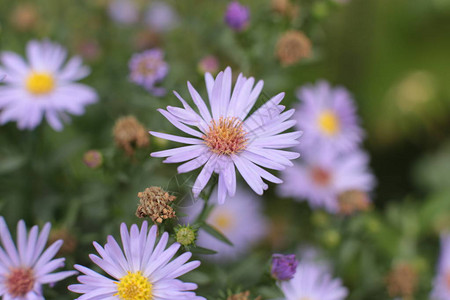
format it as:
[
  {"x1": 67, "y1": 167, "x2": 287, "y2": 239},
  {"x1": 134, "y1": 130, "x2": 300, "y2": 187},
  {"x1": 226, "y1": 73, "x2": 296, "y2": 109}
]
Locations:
[
  {"x1": 145, "y1": 1, "x2": 179, "y2": 32},
  {"x1": 296, "y1": 80, "x2": 363, "y2": 153},
  {"x1": 182, "y1": 186, "x2": 268, "y2": 262},
  {"x1": 431, "y1": 234, "x2": 450, "y2": 300},
  {"x1": 150, "y1": 67, "x2": 301, "y2": 203},
  {"x1": 0, "y1": 217, "x2": 76, "y2": 299},
  {"x1": 129, "y1": 48, "x2": 168, "y2": 96},
  {"x1": 68, "y1": 221, "x2": 205, "y2": 300},
  {"x1": 108, "y1": 0, "x2": 139, "y2": 25},
  {"x1": 0, "y1": 40, "x2": 98, "y2": 131},
  {"x1": 224, "y1": 1, "x2": 250, "y2": 31},
  {"x1": 278, "y1": 147, "x2": 375, "y2": 213},
  {"x1": 279, "y1": 260, "x2": 348, "y2": 300}
]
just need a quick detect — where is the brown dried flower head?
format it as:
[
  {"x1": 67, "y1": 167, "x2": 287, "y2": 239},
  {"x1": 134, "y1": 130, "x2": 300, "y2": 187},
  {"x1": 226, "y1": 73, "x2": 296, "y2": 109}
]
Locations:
[
  {"x1": 271, "y1": 0, "x2": 300, "y2": 19},
  {"x1": 227, "y1": 291, "x2": 261, "y2": 300},
  {"x1": 276, "y1": 30, "x2": 312, "y2": 66},
  {"x1": 136, "y1": 187, "x2": 176, "y2": 224},
  {"x1": 10, "y1": 3, "x2": 39, "y2": 32},
  {"x1": 113, "y1": 116, "x2": 150, "y2": 155},
  {"x1": 338, "y1": 189, "x2": 371, "y2": 215},
  {"x1": 48, "y1": 228, "x2": 77, "y2": 255},
  {"x1": 386, "y1": 263, "x2": 418, "y2": 299}
]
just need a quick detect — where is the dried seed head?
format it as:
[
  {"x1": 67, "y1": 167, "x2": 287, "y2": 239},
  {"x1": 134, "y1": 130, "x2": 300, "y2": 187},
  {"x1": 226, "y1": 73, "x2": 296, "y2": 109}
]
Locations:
[
  {"x1": 338, "y1": 190, "x2": 370, "y2": 215},
  {"x1": 136, "y1": 187, "x2": 176, "y2": 224},
  {"x1": 113, "y1": 116, "x2": 150, "y2": 155},
  {"x1": 386, "y1": 263, "x2": 418, "y2": 299},
  {"x1": 271, "y1": 0, "x2": 299, "y2": 19},
  {"x1": 10, "y1": 3, "x2": 39, "y2": 32},
  {"x1": 48, "y1": 228, "x2": 78, "y2": 255},
  {"x1": 276, "y1": 30, "x2": 312, "y2": 66},
  {"x1": 227, "y1": 291, "x2": 261, "y2": 300}
]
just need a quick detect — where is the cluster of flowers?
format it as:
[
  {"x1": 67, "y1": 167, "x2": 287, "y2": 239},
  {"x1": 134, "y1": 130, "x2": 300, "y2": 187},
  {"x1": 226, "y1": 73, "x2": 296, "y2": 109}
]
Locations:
[
  {"x1": 278, "y1": 81, "x2": 376, "y2": 215},
  {"x1": 149, "y1": 65, "x2": 351, "y2": 299},
  {"x1": 0, "y1": 217, "x2": 204, "y2": 299},
  {"x1": 2, "y1": 3, "x2": 450, "y2": 300}
]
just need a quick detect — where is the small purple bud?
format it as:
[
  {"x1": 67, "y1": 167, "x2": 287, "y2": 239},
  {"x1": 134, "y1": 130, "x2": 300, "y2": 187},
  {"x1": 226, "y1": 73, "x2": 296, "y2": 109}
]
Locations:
[
  {"x1": 224, "y1": 1, "x2": 250, "y2": 32},
  {"x1": 271, "y1": 253, "x2": 298, "y2": 281}
]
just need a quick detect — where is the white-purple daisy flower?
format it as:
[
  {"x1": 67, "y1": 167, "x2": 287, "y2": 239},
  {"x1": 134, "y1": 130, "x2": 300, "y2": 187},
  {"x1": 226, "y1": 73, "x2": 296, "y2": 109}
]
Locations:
[
  {"x1": 144, "y1": 1, "x2": 179, "y2": 32},
  {"x1": 295, "y1": 80, "x2": 363, "y2": 153},
  {"x1": 182, "y1": 186, "x2": 268, "y2": 262},
  {"x1": 0, "y1": 39, "x2": 98, "y2": 131},
  {"x1": 0, "y1": 217, "x2": 76, "y2": 299},
  {"x1": 279, "y1": 260, "x2": 348, "y2": 300},
  {"x1": 68, "y1": 221, "x2": 205, "y2": 300},
  {"x1": 150, "y1": 67, "x2": 301, "y2": 203},
  {"x1": 108, "y1": 0, "x2": 139, "y2": 25},
  {"x1": 431, "y1": 234, "x2": 450, "y2": 300},
  {"x1": 278, "y1": 147, "x2": 375, "y2": 213},
  {"x1": 129, "y1": 49, "x2": 168, "y2": 96}
]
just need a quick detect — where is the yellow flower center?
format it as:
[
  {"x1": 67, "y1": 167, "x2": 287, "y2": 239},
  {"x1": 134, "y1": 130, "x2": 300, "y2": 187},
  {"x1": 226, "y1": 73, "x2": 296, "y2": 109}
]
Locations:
[
  {"x1": 26, "y1": 72, "x2": 55, "y2": 95},
  {"x1": 115, "y1": 271, "x2": 152, "y2": 300},
  {"x1": 318, "y1": 110, "x2": 340, "y2": 136},
  {"x1": 203, "y1": 117, "x2": 248, "y2": 156},
  {"x1": 212, "y1": 211, "x2": 234, "y2": 230},
  {"x1": 6, "y1": 267, "x2": 35, "y2": 297}
]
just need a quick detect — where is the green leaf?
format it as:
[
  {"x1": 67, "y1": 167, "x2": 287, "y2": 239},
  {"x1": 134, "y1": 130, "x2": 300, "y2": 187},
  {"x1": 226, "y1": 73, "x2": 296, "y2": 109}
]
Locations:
[
  {"x1": 191, "y1": 246, "x2": 218, "y2": 255},
  {"x1": 0, "y1": 155, "x2": 26, "y2": 174},
  {"x1": 201, "y1": 222, "x2": 233, "y2": 246}
]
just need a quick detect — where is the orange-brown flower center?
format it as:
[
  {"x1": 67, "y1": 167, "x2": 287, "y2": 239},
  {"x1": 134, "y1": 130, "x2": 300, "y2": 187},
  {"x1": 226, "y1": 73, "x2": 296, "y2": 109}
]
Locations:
[
  {"x1": 203, "y1": 117, "x2": 248, "y2": 156},
  {"x1": 310, "y1": 167, "x2": 331, "y2": 186},
  {"x1": 6, "y1": 267, "x2": 35, "y2": 297}
]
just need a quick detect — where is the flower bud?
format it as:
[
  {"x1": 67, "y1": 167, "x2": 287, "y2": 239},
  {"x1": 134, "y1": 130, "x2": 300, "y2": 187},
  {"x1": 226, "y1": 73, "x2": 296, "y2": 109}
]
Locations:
[
  {"x1": 83, "y1": 150, "x2": 103, "y2": 169},
  {"x1": 224, "y1": 1, "x2": 250, "y2": 32},
  {"x1": 175, "y1": 225, "x2": 197, "y2": 247},
  {"x1": 271, "y1": 253, "x2": 298, "y2": 281}
]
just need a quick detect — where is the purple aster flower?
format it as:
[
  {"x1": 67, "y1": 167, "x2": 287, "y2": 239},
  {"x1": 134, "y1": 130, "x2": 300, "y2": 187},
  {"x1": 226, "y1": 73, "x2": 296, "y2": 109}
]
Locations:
[
  {"x1": 279, "y1": 260, "x2": 348, "y2": 300},
  {"x1": 68, "y1": 221, "x2": 205, "y2": 300},
  {"x1": 129, "y1": 48, "x2": 168, "y2": 96},
  {"x1": 150, "y1": 67, "x2": 301, "y2": 203},
  {"x1": 181, "y1": 186, "x2": 268, "y2": 262},
  {"x1": 0, "y1": 39, "x2": 98, "y2": 131},
  {"x1": 145, "y1": 1, "x2": 179, "y2": 32},
  {"x1": 278, "y1": 147, "x2": 375, "y2": 213},
  {"x1": 108, "y1": 0, "x2": 139, "y2": 25},
  {"x1": 296, "y1": 80, "x2": 364, "y2": 153},
  {"x1": 431, "y1": 234, "x2": 450, "y2": 300},
  {"x1": 271, "y1": 254, "x2": 298, "y2": 281},
  {"x1": 224, "y1": 1, "x2": 250, "y2": 31},
  {"x1": 0, "y1": 217, "x2": 76, "y2": 299}
]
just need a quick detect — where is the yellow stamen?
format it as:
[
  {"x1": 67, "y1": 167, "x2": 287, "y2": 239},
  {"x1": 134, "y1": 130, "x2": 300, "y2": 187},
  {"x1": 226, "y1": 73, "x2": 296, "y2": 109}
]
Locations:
[
  {"x1": 115, "y1": 271, "x2": 152, "y2": 300},
  {"x1": 26, "y1": 72, "x2": 55, "y2": 95},
  {"x1": 318, "y1": 110, "x2": 340, "y2": 136},
  {"x1": 212, "y1": 211, "x2": 234, "y2": 230},
  {"x1": 203, "y1": 117, "x2": 248, "y2": 156}
]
